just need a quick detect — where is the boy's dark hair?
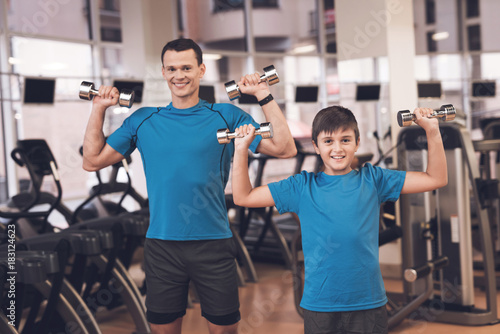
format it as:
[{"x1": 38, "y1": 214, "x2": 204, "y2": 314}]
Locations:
[
  {"x1": 312, "y1": 106, "x2": 360, "y2": 144},
  {"x1": 161, "y1": 38, "x2": 203, "y2": 66}
]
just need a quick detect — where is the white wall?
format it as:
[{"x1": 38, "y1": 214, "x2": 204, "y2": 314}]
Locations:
[
  {"x1": 481, "y1": 0, "x2": 500, "y2": 52},
  {"x1": 182, "y1": 0, "x2": 312, "y2": 50},
  {"x1": 8, "y1": 0, "x2": 89, "y2": 40}
]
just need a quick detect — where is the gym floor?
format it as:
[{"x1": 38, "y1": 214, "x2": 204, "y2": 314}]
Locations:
[{"x1": 95, "y1": 260, "x2": 500, "y2": 334}]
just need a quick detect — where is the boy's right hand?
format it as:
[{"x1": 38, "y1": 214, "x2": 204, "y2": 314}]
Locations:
[
  {"x1": 234, "y1": 124, "x2": 256, "y2": 152},
  {"x1": 93, "y1": 85, "x2": 120, "y2": 109},
  {"x1": 413, "y1": 107, "x2": 439, "y2": 132}
]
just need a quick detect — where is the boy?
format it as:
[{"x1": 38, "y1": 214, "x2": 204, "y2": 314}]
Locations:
[{"x1": 231, "y1": 105, "x2": 447, "y2": 333}]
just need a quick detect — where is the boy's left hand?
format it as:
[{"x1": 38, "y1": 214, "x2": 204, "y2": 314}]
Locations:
[
  {"x1": 413, "y1": 107, "x2": 439, "y2": 131},
  {"x1": 234, "y1": 124, "x2": 256, "y2": 152}
]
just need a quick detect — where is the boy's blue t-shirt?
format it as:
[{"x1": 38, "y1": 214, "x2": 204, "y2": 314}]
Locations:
[
  {"x1": 268, "y1": 164, "x2": 406, "y2": 312},
  {"x1": 106, "y1": 99, "x2": 262, "y2": 240}
]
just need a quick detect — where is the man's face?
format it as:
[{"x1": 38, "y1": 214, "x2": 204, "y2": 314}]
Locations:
[{"x1": 161, "y1": 49, "x2": 205, "y2": 100}]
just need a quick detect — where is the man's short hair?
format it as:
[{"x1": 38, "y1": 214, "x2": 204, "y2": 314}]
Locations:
[
  {"x1": 161, "y1": 38, "x2": 203, "y2": 66},
  {"x1": 312, "y1": 106, "x2": 360, "y2": 144}
]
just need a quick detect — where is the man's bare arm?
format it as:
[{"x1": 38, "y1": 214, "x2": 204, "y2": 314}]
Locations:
[{"x1": 82, "y1": 85, "x2": 125, "y2": 171}]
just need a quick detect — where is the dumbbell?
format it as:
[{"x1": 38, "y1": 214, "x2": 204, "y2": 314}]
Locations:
[
  {"x1": 397, "y1": 104, "x2": 456, "y2": 127},
  {"x1": 79, "y1": 81, "x2": 135, "y2": 108},
  {"x1": 224, "y1": 65, "x2": 279, "y2": 101},
  {"x1": 217, "y1": 122, "x2": 274, "y2": 144}
]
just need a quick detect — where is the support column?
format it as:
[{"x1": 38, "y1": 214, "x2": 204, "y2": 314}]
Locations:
[
  {"x1": 336, "y1": 0, "x2": 417, "y2": 276},
  {"x1": 0, "y1": 0, "x2": 19, "y2": 198},
  {"x1": 119, "y1": 0, "x2": 177, "y2": 200}
]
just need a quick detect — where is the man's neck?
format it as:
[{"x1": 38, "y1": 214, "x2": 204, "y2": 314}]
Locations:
[{"x1": 171, "y1": 95, "x2": 200, "y2": 109}]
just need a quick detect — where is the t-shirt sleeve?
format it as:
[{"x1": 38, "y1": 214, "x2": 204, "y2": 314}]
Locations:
[
  {"x1": 268, "y1": 172, "x2": 305, "y2": 214},
  {"x1": 230, "y1": 105, "x2": 262, "y2": 153},
  {"x1": 367, "y1": 163, "x2": 406, "y2": 203},
  {"x1": 106, "y1": 116, "x2": 136, "y2": 157}
]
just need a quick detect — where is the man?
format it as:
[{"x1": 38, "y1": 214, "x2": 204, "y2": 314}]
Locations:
[{"x1": 82, "y1": 38, "x2": 296, "y2": 334}]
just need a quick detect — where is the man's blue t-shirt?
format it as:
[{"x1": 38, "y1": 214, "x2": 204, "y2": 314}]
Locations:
[
  {"x1": 107, "y1": 99, "x2": 262, "y2": 240},
  {"x1": 268, "y1": 164, "x2": 406, "y2": 312}
]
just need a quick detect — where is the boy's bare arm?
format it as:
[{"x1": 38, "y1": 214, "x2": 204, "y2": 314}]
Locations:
[
  {"x1": 401, "y1": 108, "x2": 448, "y2": 194},
  {"x1": 82, "y1": 85, "x2": 125, "y2": 171},
  {"x1": 232, "y1": 125, "x2": 276, "y2": 208}
]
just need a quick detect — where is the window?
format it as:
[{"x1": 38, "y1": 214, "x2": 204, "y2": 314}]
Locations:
[
  {"x1": 100, "y1": 0, "x2": 120, "y2": 11},
  {"x1": 425, "y1": 0, "x2": 436, "y2": 24},
  {"x1": 481, "y1": 53, "x2": 500, "y2": 79},
  {"x1": 10, "y1": 38, "x2": 94, "y2": 199},
  {"x1": 10, "y1": 37, "x2": 93, "y2": 78},
  {"x1": 324, "y1": 0, "x2": 336, "y2": 54},
  {"x1": 213, "y1": 0, "x2": 278, "y2": 12},
  {"x1": 101, "y1": 47, "x2": 124, "y2": 78},
  {"x1": 100, "y1": 0, "x2": 122, "y2": 42},
  {"x1": 467, "y1": 25, "x2": 481, "y2": 51},
  {"x1": 427, "y1": 31, "x2": 437, "y2": 52},
  {"x1": 466, "y1": 0, "x2": 480, "y2": 18}
]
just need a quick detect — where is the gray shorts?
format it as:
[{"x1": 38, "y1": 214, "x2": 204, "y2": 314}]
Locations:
[
  {"x1": 304, "y1": 305, "x2": 388, "y2": 334},
  {"x1": 144, "y1": 238, "x2": 240, "y2": 324}
]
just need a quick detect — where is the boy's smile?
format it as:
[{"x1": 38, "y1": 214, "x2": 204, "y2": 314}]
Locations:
[{"x1": 313, "y1": 129, "x2": 360, "y2": 176}]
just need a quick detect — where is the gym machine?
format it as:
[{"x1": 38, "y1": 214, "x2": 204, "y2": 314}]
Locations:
[
  {"x1": 2, "y1": 140, "x2": 152, "y2": 333},
  {"x1": 396, "y1": 122, "x2": 498, "y2": 326},
  {"x1": 9, "y1": 140, "x2": 149, "y2": 268},
  {"x1": 0, "y1": 210, "x2": 102, "y2": 334},
  {"x1": 472, "y1": 119, "x2": 500, "y2": 288},
  {"x1": 73, "y1": 148, "x2": 148, "y2": 223}
]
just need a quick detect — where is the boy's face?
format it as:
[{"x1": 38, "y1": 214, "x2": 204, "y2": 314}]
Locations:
[
  {"x1": 312, "y1": 128, "x2": 360, "y2": 176},
  {"x1": 162, "y1": 49, "x2": 206, "y2": 101}
]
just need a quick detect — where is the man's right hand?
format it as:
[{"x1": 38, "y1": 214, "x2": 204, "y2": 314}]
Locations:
[{"x1": 93, "y1": 85, "x2": 120, "y2": 108}]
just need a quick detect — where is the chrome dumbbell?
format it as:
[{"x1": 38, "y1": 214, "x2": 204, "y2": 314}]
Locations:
[
  {"x1": 397, "y1": 104, "x2": 456, "y2": 127},
  {"x1": 217, "y1": 122, "x2": 274, "y2": 144},
  {"x1": 79, "y1": 81, "x2": 135, "y2": 108},
  {"x1": 224, "y1": 65, "x2": 279, "y2": 101}
]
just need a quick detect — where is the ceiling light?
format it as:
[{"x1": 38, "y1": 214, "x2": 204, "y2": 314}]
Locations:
[
  {"x1": 8, "y1": 57, "x2": 22, "y2": 65},
  {"x1": 292, "y1": 44, "x2": 316, "y2": 54},
  {"x1": 204, "y1": 54, "x2": 223, "y2": 60},
  {"x1": 432, "y1": 32, "x2": 449, "y2": 41}
]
